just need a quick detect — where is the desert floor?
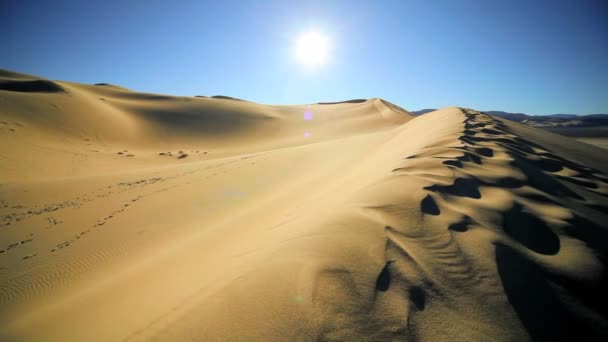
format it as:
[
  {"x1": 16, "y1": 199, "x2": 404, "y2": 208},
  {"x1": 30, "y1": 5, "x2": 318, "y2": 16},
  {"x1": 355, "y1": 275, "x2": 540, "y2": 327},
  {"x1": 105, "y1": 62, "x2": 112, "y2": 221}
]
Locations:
[{"x1": 1, "y1": 70, "x2": 608, "y2": 341}]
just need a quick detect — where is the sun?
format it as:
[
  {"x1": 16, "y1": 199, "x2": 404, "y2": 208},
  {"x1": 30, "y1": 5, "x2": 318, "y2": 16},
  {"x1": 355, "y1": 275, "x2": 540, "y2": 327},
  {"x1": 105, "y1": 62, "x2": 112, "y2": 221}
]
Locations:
[{"x1": 294, "y1": 31, "x2": 330, "y2": 67}]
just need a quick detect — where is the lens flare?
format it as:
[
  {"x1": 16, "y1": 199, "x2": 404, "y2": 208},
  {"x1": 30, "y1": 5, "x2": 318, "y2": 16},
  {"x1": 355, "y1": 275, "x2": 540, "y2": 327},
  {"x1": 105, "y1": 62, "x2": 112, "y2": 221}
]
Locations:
[{"x1": 304, "y1": 110, "x2": 313, "y2": 120}]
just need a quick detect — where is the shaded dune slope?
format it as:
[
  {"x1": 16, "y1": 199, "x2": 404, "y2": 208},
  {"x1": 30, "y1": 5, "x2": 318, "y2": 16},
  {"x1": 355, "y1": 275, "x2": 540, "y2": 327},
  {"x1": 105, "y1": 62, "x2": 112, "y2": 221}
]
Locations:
[
  {"x1": 0, "y1": 72, "x2": 413, "y2": 180},
  {"x1": 1, "y1": 72, "x2": 410, "y2": 145},
  {"x1": 0, "y1": 80, "x2": 65, "y2": 93},
  {"x1": 0, "y1": 70, "x2": 65, "y2": 93}
]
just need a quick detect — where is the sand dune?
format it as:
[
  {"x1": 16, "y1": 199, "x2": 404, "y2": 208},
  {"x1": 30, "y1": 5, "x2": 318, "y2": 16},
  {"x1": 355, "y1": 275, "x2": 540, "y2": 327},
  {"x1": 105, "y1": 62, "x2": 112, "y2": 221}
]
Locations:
[{"x1": 1, "y1": 70, "x2": 607, "y2": 341}]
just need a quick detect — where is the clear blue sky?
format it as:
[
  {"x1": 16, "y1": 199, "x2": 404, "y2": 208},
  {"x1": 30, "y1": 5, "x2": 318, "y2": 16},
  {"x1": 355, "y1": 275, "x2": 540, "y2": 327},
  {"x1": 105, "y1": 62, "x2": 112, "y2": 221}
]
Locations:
[{"x1": 2, "y1": 0, "x2": 607, "y2": 114}]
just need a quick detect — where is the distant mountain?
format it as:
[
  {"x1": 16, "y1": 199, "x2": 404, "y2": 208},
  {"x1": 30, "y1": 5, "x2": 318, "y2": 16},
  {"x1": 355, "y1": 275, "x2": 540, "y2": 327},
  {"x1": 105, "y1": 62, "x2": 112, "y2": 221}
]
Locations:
[
  {"x1": 484, "y1": 111, "x2": 531, "y2": 122},
  {"x1": 413, "y1": 109, "x2": 608, "y2": 126},
  {"x1": 411, "y1": 109, "x2": 608, "y2": 138},
  {"x1": 546, "y1": 114, "x2": 579, "y2": 119},
  {"x1": 487, "y1": 111, "x2": 608, "y2": 126}
]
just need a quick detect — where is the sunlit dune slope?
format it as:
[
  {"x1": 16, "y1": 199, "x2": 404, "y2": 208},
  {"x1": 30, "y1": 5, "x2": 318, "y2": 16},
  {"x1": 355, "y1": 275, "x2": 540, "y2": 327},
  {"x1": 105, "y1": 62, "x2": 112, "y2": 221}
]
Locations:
[{"x1": 1, "y1": 70, "x2": 607, "y2": 341}]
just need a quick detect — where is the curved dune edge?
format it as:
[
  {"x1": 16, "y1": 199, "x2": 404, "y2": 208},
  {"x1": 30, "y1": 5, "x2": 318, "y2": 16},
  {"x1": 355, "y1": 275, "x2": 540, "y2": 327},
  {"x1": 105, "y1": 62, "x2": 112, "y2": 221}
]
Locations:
[
  {"x1": 1, "y1": 74, "x2": 607, "y2": 341},
  {"x1": 0, "y1": 72, "x2": 414, "y2": 181}
]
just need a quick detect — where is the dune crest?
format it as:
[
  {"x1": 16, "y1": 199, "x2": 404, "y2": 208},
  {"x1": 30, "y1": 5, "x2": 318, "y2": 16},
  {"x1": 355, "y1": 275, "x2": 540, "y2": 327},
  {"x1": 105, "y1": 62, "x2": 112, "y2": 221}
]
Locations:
[{"x1": 1, "y1": 73, "x2": 607, "y2": 341}]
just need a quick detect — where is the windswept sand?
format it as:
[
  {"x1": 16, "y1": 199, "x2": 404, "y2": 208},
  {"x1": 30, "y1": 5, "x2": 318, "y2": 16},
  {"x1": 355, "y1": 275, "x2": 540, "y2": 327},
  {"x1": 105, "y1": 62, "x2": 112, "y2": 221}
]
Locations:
[{"x1": 1, "y1": 70, "x2": 607, "y2": 341}]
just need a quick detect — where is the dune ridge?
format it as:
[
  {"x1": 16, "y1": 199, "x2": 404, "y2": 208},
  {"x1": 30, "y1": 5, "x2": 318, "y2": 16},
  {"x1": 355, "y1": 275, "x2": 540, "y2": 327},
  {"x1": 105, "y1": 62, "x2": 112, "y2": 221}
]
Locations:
[
  {"x1": 124, "y1": 108, "x2": 608, "y2": 341},
  {"x1": 1, "y1": 72, "x2": 607, "y2": 341},
  {"x1": 376, "y1": 108, "x2": 608, "y2": 340}
]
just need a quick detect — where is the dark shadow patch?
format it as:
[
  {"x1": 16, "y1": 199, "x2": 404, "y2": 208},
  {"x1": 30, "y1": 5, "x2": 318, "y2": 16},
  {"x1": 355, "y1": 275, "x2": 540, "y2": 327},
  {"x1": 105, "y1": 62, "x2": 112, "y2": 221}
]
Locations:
[
  {"x1": 466, "y1": 152, "x2": 482, "y2": 164},
  {"x1": 556, "y1": 175, "x2": 599, "y2": 190},
  {"x1": 448, "y1": 219, "x2": 470, "y2": 232},
  {"x1": 497, "y1": 142, "x2": 535, "y2": 155},
  {"x1": 481, "y1": 128, "x2": 503, "y2": 135},
  {"x1": 211, "y1": 95, "x2": 246, "y2": 101},
  {"x1": 536, "y1": 158, "x2": 564, "y2": 172},
  {"x1": 565, "y1": 215, "x2": 608, "y2": 257},
  {"x1": 549, "y1": 270, "x2": 608, "y2": 325},
  {"x1": 448, "y1": 177, "x2": 481, "y2": 198},
  {"x1": 421, "y1": 195, "x2": 440, "y2": 215},
  {"x1": 317, "y1": 99, "x2": 367, "y2": 105},
  {"x1": 511, "y1": 158, "x2": 585, "y2": 200},
  {"x1": 464, "y1": 122, "x2": 486, "y2": 129},
  {"x1": 502, "y1": 203, "x2": 560, "y2": 255},
  {"x1": 475, "y1": 147, "x2": 494, "y2": 157},
  {"x1": 593, "y1": 173, "x2": 608, "y2": 183},
  {"x1": 586, "y1": 203, "x2": 608, "y2": 215},
  {"x1": 424, "y1": 178, "x2": 481, "y2": 199},
  {"x1": 375, "y1": 261, "x2": 392, "y2": 292},
  {"x1": 443, "y1": 160, "x2": 463, "y2": 168},
  {"x1": 460, "y1": 135, "x2": 487, "y2": 145},
  {"x1": 495, "y1": 244, "x2": 580, "y2": 341},
  {"x1": 494, "y1": 137, "x2": 518, "y2": 144},
  {"x1": 495, "y1": 177, "x2": 525, "y2": 188},
  {"x1": 0, "y1": 79, "x2": 65, "y2": 93},
  {"x1": 409, "y1": 286, "x2": 426, "y2": 310},
  {"x1": 511, "y1": 136, "x2": 546, "y2": 150}
]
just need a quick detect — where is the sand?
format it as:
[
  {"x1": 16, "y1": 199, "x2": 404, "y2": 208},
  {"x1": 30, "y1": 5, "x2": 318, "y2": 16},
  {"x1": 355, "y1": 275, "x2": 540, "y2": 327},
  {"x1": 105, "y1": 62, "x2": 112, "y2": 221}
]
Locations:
[
  {"x1": 1, "y1": 69, "x2": 607, "y2": 341},
  {"x1": 577, "y1": 138, "x2": 608, "y2": 150}
]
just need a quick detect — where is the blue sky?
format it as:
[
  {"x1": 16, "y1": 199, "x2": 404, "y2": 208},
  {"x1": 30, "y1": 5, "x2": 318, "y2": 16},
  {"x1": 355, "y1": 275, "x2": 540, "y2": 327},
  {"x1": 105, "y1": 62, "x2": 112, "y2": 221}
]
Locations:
[{"x1": 2, "y1": 0, "x2": 607, "y2": 114}]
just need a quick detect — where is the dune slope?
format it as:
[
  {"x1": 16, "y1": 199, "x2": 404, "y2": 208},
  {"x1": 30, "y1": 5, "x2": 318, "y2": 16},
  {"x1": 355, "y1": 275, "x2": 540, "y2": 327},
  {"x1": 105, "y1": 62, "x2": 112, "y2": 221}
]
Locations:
[{"x1": 1, "y1": 71, "x2": 607, "y2": 341}]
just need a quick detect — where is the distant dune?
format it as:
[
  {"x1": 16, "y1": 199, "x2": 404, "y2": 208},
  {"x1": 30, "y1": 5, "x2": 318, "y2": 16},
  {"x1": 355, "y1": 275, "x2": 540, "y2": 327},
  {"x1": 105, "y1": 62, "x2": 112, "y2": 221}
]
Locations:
[
  {"x1": 317, "y1": 99, "x2": 367, "y2": 104},
  {"x1": 1, "y1": 70, "x2": 607, "y2": 341},
  {"x1": 195, "y1": 95, "x2": 248, "y2": 101}
]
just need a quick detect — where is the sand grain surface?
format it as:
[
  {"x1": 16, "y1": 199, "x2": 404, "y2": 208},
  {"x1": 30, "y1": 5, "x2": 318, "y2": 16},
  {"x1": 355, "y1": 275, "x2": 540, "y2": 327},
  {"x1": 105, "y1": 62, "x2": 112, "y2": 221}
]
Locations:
[{"x1": 1, "y1": 70, "x2": 607, "y2": 341}]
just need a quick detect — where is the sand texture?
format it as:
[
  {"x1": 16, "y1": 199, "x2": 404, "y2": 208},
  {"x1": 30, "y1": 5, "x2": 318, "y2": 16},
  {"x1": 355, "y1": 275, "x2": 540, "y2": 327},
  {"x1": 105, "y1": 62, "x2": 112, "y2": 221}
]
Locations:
[{"x1": 1, "y1": 70, "x2": 608, "y2": 341}]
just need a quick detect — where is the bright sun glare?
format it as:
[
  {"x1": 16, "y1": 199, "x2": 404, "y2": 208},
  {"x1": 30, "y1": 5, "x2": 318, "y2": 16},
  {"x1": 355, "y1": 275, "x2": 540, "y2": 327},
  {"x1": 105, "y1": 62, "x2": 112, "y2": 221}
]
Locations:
[{"x1": 295, "y1": 31, "x2": 330, "y2": 67}]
